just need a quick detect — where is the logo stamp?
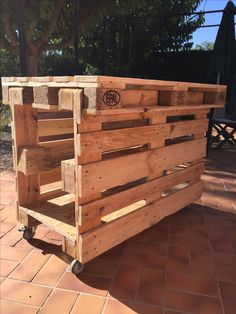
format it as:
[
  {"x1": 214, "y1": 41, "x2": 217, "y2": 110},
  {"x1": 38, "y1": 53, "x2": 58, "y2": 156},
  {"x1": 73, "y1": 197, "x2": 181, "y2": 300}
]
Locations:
[{"x1": 103, "y1": 90, "x2": 121, "y2": 106}]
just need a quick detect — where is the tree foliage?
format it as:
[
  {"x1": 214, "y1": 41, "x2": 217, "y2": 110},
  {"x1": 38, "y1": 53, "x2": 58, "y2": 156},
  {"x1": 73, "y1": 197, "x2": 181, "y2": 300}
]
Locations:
[
  {"x1": 0, "y1": 0, "x2": 204, "y2": 76},
  {"x1": 195, "y1": 41, "x2": 214, "y2": 50}
]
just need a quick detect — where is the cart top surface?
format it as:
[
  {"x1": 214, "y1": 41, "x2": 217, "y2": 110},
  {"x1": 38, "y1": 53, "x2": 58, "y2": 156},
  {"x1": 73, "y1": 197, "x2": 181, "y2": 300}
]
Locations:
[{"x1": 1, "y1": 75, "x2": 227, "y2": 92}]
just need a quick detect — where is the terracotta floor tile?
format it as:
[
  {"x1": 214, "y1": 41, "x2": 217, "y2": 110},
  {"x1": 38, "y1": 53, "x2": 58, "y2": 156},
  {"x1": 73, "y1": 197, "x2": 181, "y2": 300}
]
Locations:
[
  {"x1": 0, "y1": 226, "x2": 22, "y2": 246},
  {"x1": 205, "y1": 214, "x2": 236, "y2": 227},
  {"x1": 15, "y1": 226, "x2": 50, "y2": 249},
  {"x1": 98, "y1": 243, "x2": 124, "y2": 262},
  {"x1": 39, "y1": 289, "x2": 78, "y2": 314},
  {"x1": 57, "y1": 271, "x2": 110, "y2": 296},
  {"x1": 0, "y1": 204, "x2": 16, "y2": 221},
  {"x1": 70, "y1": 294, "x2": 105, "y2": 314},
  {"x1": 125, "y1": 240, "x2": 167, "y2": 256},
  {"x1": 213, "y1": 252, "x2": 236, "y2": 268},
  {"x1": 9, "y1": 250, "x2": 51, "y2": 282},
  {"x1": 167, "y1": 246, "x2": 190, "y2": 273},
  {"x1": 215, "y1": 265, "x2": 236, "y2": 284},
  {"x1": 136, "y1": 268, "x2": 165, "y2": 306},
  {"x1": 130, "y1": 230, "x2": 149, "y2": 242},
  {"x1": 147, "y1": 224, "x2": 169, "y2": 244},
  {"x1": 209, "y1": 233, "x2": 233, "y2": 254},
  {"x1": 1, "y1": 279, "x2": 52, "y2": 307},
  {"x1": 44, "y1": 230, "x2": 63, "y2": 241},
  {"x1": 166, "y1": 290, "x2": 222, "y2": 314},
  {"x1": 190, "y1": 250, "x2": 214, "y2": 275},
  {"x1": 169, "y1": 235, "x2": 211, "y2": 251},
  {"x1": 219, "y1": 281, "x2": 236, "y2": 314},
  {"x1": 32, "y1": 255, "x2": 68, "y2": 286},
  {"x1": 0, "y1": 221, "x2": 16, "y2": 234},
  {"x1": 109, "y1": 264, "x2": 140, "y2": 301},
  {"x1": 0, "y1": 259, "x2": 19, "y2": 277},
  {"x1": 164, "y1": 211, "x2": 188, "y2": 226},
  {"x1": 3, "y1": 213, "x2": 17, "y2": 224},
  {"x1": 229, "y1": 237, "x2": 236, "y2": 253},
  {"x1": 0, "y1": 277, "x2": 5, "y2": 284},
  {"x1": 0, "y1": 245, "x2": 32, "y2": 261},
  {"x1": 120, "y1": 250, "x2": 167, "y2": 270},
  {"x1": 83, "y1": 258, "x2": 117, "y2": 279},
  {"x1": 165, "y1": 311, "x2": 191, "y2": 314},
  {"x1": 167, "y1": 271, "x2": 218, "y2": 296},
  {"x1": 104, "y1": 299, "x2": 163, "y2": 314},
  {"x1": 170, "y1": 226, "x2": 208, "y2": 240},
  {"x1": 0, "y1": 300, "x2": 38, "y2": 314}
]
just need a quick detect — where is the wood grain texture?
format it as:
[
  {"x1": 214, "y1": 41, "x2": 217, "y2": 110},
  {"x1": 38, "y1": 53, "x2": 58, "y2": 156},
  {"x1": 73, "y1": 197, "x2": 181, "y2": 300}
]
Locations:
[
  {"x1": 78, "y1": 138, "x2": 206, "y2": 198},
  {"x1": 78, "y1": 163, "x2": 203, "y2": 233},
  {"x1": 80, "y1": 181, "x2": 203, "y2": 263}
]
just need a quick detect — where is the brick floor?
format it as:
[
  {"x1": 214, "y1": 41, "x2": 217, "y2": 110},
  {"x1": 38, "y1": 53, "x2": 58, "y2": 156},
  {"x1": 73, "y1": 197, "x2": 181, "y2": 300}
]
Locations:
[{"x1": 0, "y1": 146, "x2": 236, "y2": 313}]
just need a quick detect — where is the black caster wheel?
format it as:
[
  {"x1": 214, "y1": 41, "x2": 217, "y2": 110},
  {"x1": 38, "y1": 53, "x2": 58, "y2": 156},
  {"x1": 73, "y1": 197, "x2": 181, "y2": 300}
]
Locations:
[
  {"x1": 18, "y1": 226, "x2": 35, "y2": 240},
  {"x1": 71, "y1": 259, "x2": 84, "y2": 275}
]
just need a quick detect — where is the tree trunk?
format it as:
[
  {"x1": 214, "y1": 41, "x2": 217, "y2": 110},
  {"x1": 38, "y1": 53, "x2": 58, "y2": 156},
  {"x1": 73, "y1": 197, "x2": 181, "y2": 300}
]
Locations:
[{"x1": 25, "y1": 50, "x2": 38, "y2": 76}]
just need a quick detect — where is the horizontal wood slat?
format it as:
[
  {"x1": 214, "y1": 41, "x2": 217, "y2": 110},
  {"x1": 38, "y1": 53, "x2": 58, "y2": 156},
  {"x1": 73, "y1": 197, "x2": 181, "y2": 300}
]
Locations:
[
  {"x1": 80, "y1": 181, "x2": 203, "y2": 263},
  {"x1": 17, "y1": 139, "x2": 74, "y2": 174},
  {"x1": 38, "y1": 119, "x2": 73, "y2": 137},
  {"x1": 78, "y1": 138, "x2": 206, "y2": 198},
  {"x1": 78, "y1": 163, "x2": 203, "y2": 233},
  {"x1": 78, "y1": 119, "x2": 208, "y2": 163}
]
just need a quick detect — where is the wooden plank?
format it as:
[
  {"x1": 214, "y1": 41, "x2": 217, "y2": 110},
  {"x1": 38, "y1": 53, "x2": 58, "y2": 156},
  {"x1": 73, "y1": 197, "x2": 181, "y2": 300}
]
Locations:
[
  {"x1": 33, "y1": 86, "x2": 59, "y2": 105},
  {"x1": 204, "y1": 91, "x2": 226, "y2": 105},
  {"x1": 78, "y1": 163, "x2": 203, "y2": 233},
  {"x1": 84, "y1": 105, "x2": 220, "y2": 117},
  {"x1": 77, "y1": 119, "x2": 208, "y2": 163},
  {"x1": 80, "y1": 181, "x2": 203, "y2": 263},
  {"x1": 59, "y1": 88, "x2": 77, "y2": 110},
  {"x1": 83, "y1": 88, "x2": 159, "y2": 110},
  {"x1": 40, "y1": 167, "x2": 61, "y2": 185},
  {"x1": 78, "y1": 107, "x2": 210, "y2": 133},
  {"x1": 186, "y1": 92, "x2": 204, "y2": 105},
  {"x1": 78, "y1": 138, "x2": 206, "y2": 198},
  {"x1": 17, "y1": 138, "x2": 74, "y2": 175},
  {"x1": 62, "y1": 159, "x2": 75, "y2": 193},
  {"x1": 40, "y1": 188, "x2": 66, "y2": 201},
  {"x1": 17, "y1": 209, "x2": 40, "y2": 228},
  {"x1": 19, "y1": 194, "x2": 76, "y2": 241},
  {"x1": 2, "y1": 76, "x2": 227, "y2": 93},
  {"x1": 38, "y1": 118, "x2": 73, "y2": 137},
  {"x1": 32, "y1": 103, "x2": 58, "y2": 110},
  {"x1": 9, "y1": 90, "x2": 40, "y2": 206},
  {"x1": 159, "y1": 91, "x2": 188, "y2": 106},
  {"x1": 6, "y1": 87, "x2": 33, "y2": 105}
]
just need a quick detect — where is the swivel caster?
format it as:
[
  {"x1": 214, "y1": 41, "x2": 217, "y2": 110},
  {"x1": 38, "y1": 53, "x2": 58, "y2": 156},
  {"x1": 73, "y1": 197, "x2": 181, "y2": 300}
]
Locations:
[
  {"x1": 71, "y1": 259, "x2": 84, "y2": 275},
  {"x1": 18, "y1": 226, "x2": 35, "y2": 240}
]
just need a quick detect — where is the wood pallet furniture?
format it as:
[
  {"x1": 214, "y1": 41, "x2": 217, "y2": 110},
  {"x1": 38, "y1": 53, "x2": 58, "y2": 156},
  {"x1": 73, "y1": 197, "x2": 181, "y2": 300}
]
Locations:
[{"x1": 2, "y1": 76, "x2": 226, "y2": 274}]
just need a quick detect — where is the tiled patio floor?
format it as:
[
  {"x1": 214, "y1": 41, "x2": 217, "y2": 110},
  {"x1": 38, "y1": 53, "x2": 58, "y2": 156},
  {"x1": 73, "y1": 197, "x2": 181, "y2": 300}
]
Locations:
[{"x1": 0, "y1": 146, "x2": 236, "y2": 314}]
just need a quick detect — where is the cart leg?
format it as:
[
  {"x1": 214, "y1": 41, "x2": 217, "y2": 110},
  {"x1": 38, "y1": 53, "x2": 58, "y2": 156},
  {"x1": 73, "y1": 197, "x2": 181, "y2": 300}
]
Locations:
[
  {"x1": 18, "y1": 226, "x2": 36, "y2": 240},
  {"x1": 70, "y1": 259, "x2": 84, "y2": 275}
]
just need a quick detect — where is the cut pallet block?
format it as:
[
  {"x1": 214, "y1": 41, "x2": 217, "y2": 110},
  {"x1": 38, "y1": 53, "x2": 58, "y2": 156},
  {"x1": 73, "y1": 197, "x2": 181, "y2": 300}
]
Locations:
[{"x1": 2, "y1": 75, "x2": 226, "y2": 267}]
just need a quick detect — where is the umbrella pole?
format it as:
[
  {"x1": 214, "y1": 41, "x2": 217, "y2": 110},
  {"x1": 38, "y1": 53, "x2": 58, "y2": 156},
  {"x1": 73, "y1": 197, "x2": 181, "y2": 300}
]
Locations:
[{"x1": 216, "y1": 72, "x2": 221, "y2": 84}]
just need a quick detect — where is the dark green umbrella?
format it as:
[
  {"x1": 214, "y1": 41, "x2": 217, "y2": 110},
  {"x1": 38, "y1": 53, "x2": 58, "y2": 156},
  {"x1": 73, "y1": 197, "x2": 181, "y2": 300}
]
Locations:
[{"x1": 208, "y1": 0, "x2": 236, "y2": 84}]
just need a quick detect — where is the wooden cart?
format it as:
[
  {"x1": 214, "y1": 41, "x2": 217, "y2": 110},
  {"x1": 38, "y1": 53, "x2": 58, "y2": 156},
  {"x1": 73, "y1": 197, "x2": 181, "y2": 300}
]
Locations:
[{"x1": 2, "y1": 76, "x2": 226, "y2": 274}]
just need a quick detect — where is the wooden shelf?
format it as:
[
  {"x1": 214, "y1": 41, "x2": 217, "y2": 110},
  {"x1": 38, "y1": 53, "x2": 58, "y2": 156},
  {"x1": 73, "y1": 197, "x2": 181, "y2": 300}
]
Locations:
[{"x1": 19, "y1": 193, "x2": 76, "y2": 241}]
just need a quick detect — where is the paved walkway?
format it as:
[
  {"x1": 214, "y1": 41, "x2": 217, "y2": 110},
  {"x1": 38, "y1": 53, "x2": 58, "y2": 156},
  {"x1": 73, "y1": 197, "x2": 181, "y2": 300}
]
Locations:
[{"x1": 0, "y1": 147, "x2": 236, "y2": 314}]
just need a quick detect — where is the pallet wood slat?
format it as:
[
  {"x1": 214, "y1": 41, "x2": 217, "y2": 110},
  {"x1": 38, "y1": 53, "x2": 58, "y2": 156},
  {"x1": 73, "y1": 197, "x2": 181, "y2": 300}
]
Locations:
[
  {"x1": 17, "y1": 138, "x2": 74, "y2": 174},
  {"x1": 38, "y1": 118, "x2": 73, "y2": 137},
  {"x1": 3, "y1": 75, "x2": 225, "y2": 266},
  {"x1": 78, "y1": 138, "x2": 206, "y2": 198},
  {"x1": 80, "y1": 181, "x2": 203, "y2": 263}
]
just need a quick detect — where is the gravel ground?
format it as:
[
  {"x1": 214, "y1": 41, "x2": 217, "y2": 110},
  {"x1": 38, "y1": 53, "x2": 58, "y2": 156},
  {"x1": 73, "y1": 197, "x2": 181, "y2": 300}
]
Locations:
[{"x1": 0, "y1": 130, "x2": 13, "y2": 170}]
